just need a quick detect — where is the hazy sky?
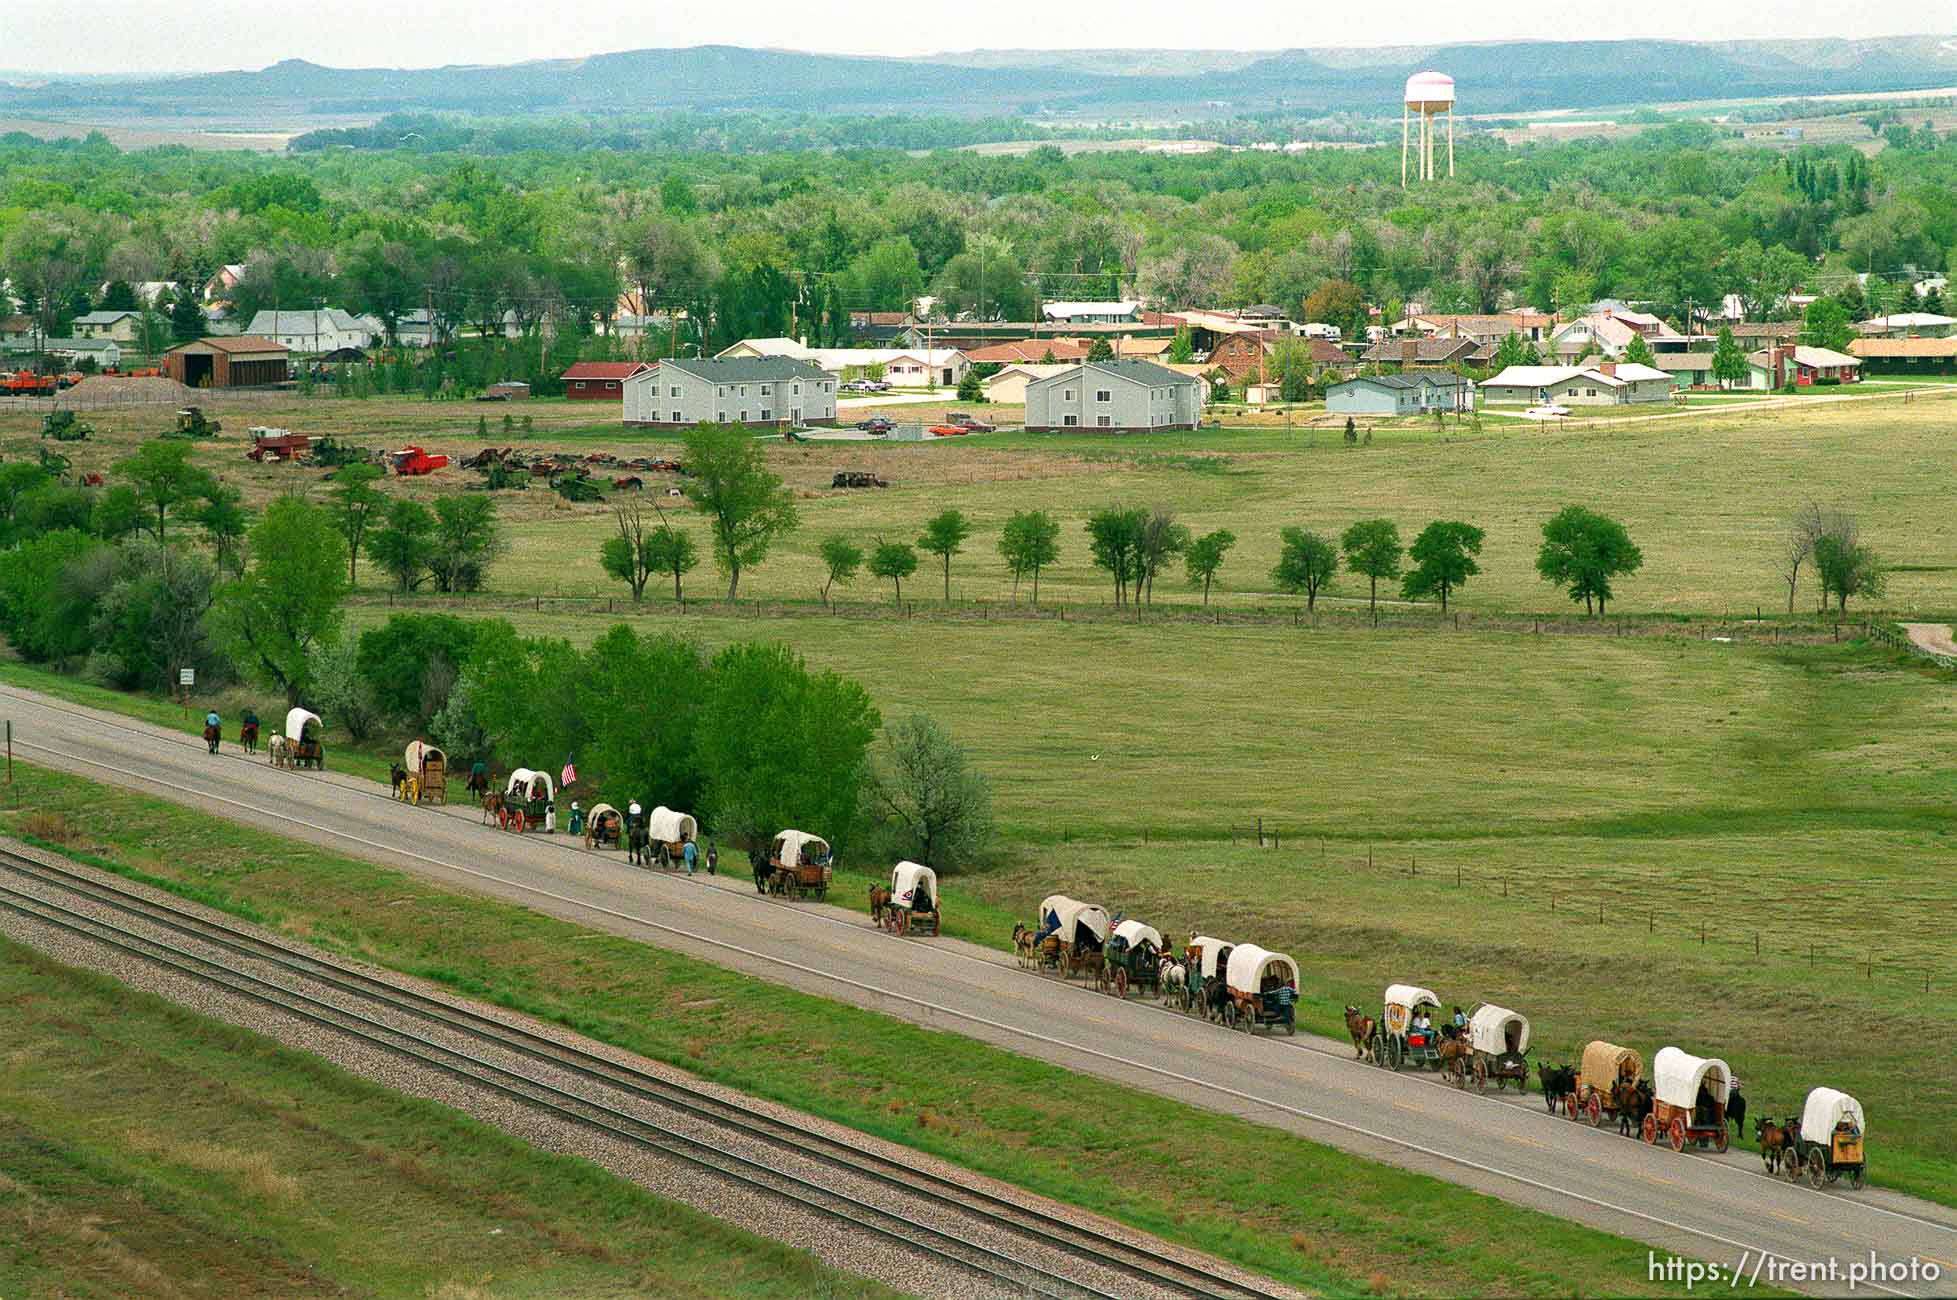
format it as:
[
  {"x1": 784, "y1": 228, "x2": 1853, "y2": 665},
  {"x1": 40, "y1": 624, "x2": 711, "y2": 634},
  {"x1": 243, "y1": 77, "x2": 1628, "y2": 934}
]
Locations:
[{"x1": 6, "y1": 0, "x2": 1953, "y2": 75}]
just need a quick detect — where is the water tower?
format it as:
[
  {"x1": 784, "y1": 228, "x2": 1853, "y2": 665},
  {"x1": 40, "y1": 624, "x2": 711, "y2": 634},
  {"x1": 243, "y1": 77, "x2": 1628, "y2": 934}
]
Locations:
[{"x1": 1403, "y1": 71, "x2": 1456, "y2": 186}]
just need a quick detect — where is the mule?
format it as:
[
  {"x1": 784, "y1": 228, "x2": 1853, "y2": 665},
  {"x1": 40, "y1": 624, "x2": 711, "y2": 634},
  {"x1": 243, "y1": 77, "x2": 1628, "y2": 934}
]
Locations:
[
  {"x1": 869, "y1": 883, "x2": 892, "y2": 926},
  {"x1": 1343, "y1": 1005, "x2": 1377, "y2": 1059},
  {"x1": 1538, "y1": 1061, "x2": 1577, "y2": 1113}
]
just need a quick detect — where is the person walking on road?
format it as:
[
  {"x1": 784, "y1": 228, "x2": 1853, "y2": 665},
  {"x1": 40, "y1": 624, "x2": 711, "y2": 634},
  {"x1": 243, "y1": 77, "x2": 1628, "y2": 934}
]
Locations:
[
  {"x1": 682, "y1": 834, "x2": 698, "y2": 875},
  {"x1": 706, "y1": 842, "x2": 717, "y2": 876}
]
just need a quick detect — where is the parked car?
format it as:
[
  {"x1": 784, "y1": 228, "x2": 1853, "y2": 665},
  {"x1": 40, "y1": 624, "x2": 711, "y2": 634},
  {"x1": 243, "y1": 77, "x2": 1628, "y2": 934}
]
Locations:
[
  {"x1": 1523, "y1": 403, "x2": 1572, "y2": 419},
  {"x1": 928, "y1": 423, "x2": 970, "y2": 437},
  {"x1": 855, "y1": 417, "x2": 893, "y2": 434},
  {"x1": 946, "y1": 412, "x2": 994, "y2": 432}
]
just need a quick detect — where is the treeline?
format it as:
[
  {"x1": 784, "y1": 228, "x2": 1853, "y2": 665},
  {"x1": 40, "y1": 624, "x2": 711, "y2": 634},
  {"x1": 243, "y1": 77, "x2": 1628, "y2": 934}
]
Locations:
[{"x1": 291, "y1": 111, "x2": 1064, "y2": 156}]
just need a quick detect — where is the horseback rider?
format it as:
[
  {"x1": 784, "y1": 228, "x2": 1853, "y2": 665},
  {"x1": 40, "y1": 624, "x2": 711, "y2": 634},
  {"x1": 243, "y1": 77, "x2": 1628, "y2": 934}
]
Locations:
[
  {"x1": 625, "y1": 801, "x2": 646, "y2": 866},
  {"x1": 203, "y1": 709, "x2": 221, "y2": 753},
  {"x1": 240, "y1": 707, "x2": 259, "y2": 753}
]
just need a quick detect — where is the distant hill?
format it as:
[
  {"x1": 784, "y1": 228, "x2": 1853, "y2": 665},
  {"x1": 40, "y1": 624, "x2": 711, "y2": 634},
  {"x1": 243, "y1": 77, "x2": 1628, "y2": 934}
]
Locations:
[{"x1": 2, "y1": 36, "x2": 1953, "y2": 126}]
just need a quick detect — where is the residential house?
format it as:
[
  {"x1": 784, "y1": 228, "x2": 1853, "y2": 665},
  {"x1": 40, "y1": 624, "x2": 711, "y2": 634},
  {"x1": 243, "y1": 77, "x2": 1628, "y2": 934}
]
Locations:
[
  {"x1": 1326, "y1": 373, "x2": 1471, "y2": 416},
  {"x1": 1848, "y1": 336, "x2": 1957, "y2": 372},
  {"x1": 244, "y1": 308, "x2": 380, "y2": 354},
  {"x1": 98, "y1": 280, "x2": 177, "y2": 308},
  {"x1": 1395, "y1": 310, "x2": 1554, "y2": 344},
  {"x1": 1855, "y1": 312, "x2": 1957, "y2": 338},
  {"x1": 0, "y1": 315, "x2": 35, "y2": 348},
  {"x1": 1724, "y1": 321, "x2": 1802, "y2": 350},
  {"x1": 981, "y1": 363, "x2": 1078, "y2": 404},
  {"x1": 715, "y1": 337, "x2": 968, "y2": 386},
  {"x1": 1745, "y1": 346, "x2": 1861, "y2": 390},
  {"x1": 1548, "y1": 309, "x2": 1680, "y2": 361},
  {"x1": 847, "y1": 310, "x2": 916, "y2": 343},
  {"x1": 622, "y1": 357, "x2": 836, "y2": 429},
  {"x1": 1040, "y1": 301, "x2": 1141, "y2": 326},
  {"x1": 394, "y1": 309, "x2": 437, "y2": 347},
  {"x1": 561, "y1": 360, "x2": 652, "y2": 400},
  {"x1": 1481, "y1": 362, "x2": 1675, "y2": 406},
  {"x1": 45, "y1": 337, "x2": 123, "y2": 369},
  {"x1": 1655, "y1": 353, "x2": 1717, "y2": 389},
  {"x1": 1023, "y1": 358, "x2": 1203, "y2": 432},
  {"x1": 164, "y1": 336, "x2": 289, "y2": 388},
  {"x1": 1359, "y1": 336, "x2": 1488, "y2": 371},
  {"x1": 203, "y1": 264, "x2": 247, "y2": 303},
  {"x1": 71, "y1": 310, "x2": 143, "y2": 344},
  {"x1": 965, "y1": 339, "x2": 1091, "y2": 366}
]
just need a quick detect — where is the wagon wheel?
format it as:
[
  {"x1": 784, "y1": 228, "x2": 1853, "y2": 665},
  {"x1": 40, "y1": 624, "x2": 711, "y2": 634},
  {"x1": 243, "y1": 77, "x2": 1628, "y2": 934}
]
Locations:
[
  {"x1": 1807, "y1": 1156, "x2": 1827, "y2": 1190},
  {"x1": 1385, "y1": 1037, "x2": 1403, "y2": 1071},
  {"x1": 1785, "y1": 1148, "x2": 1805, "y2": 1183},
  {"x1": 894, "y1": 909, "x2": 909, "y2": 936},
  {"x1": 1564, "y1": 1092, "x2": 1578, "y2": 1121},
  {"x1": 407, "y1": 777, "x2": 421, "y2": 805},
  {"x1": 1668, "y1": 1116, "x2": 1687, "y2": 1153},
  {"x1": 1586, "y1": 1093, "x2": 1604, "y2": 1128},
  {"x1": 1057, "y1": 950, "x2": 1072, "y2": 980},
  {"x1": 1473, "y1": 1058, "x2": 1487, "y2": 1092},
  {"x1": 1641, "y1": 1113, "x2": 1658, "y2": 1145},
  {"x1": 496, "y1": 804, "x2": 511, "y2": 830},
  {"x1": 1114, "y1": 967, "x2": 1128, "y2": 999},
  {"x1": 1847, "y1": 1165, "x2": 1864, "y2": 1191},
  {"x1": 1713, "y1": 1122, "x2": 1729, "y2": 1155},
  {"x1": 1516, "y1": 1071, "x2": 1527, "y2": 1095}
]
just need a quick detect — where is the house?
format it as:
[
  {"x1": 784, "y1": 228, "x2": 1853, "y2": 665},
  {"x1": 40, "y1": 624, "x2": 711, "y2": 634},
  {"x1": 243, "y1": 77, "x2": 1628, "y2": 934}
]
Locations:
[
  {"x1": 1655, "y1": 353, "x2": 1717, "y2": 388},
  {"x1": 965, "y1": 338, "x2": 1091, "y2": 366},
  {"x1": 1326, "y1": 373, "x2": 1471, "y2": 416},
  {"x1": 44, "y1": 338, "x2": 123, "y2": 369},
  {"x1": 981, "y1": 363, "x2": 1078, "y2": 404},
  {"x1": 847, "y1": 310, "x2": 917, "y2": 343},
  {"x1": 1549, "y1": 309, "x2": 1680, "y2": 361},
  {"x1": 1725, "y1": 321, "x2": 1802, "y2": 350},
  {"x1": 1848, "y1": 336, "x2": 1957, "y2": 372},
  {"x1": 1746, "y1": 346, "x2": 1861, "y2": 390},
  {"x1": 164, "y1": 336, "x2": 289, "y2": 388},
  {"x1": 1395, "y1": 311, "x2": 1554, "y2": 344},
  {"x1": 1481, "y1": 362, "x2": 1675, "y2": 406},
  {"x1": 71, "y1": 310, "x2": 144, "y2": 343},
  {"x1": 1040, "y1": 301, "x2": 1141, "y2": 326},
  {"x1": 622, "y1": 357, "x2": 836, "y2": 429},
  {"x1": 0, "y1": 315, "x2": 35, "y2": 347},
  {"x1": 1855, "y1": 312, "x2": 1957, "y2": 338},
  {"x1": 394, "y1": 309, "x2": 438, "y2": 347},
  {"x1": 715, "y1": 338, "x2": 968, "y2": 387},
  {"x1": 244, "y1": 308, "x2": 380, "y2": 354},
  {"x1": 1022, "y1": 358, "x2": 1203, "y2": 432},
  {"x1": 561, "y1": 360, "x2": 652, "y2": 400},
  {"x1": 203, "y1": 264, "x2": 247, "y2": 303},
  {"x1": 1359, "y1": 336, "x2": 1488, "y2": 371}
]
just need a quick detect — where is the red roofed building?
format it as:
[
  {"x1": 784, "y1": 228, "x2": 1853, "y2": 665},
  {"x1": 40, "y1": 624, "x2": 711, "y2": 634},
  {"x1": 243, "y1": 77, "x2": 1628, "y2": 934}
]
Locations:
[
  {"x1": 965, "y1": 338, "x2": 1092, "y2": 365},
  {"x1": 561, "y1": 360, "x2": 652, "y2": 399}
]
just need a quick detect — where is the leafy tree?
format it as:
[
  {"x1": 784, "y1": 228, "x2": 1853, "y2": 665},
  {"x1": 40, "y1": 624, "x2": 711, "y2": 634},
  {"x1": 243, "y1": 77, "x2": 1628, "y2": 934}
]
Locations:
[
  {"x1": 1800, "y1": 298, "x2": 1855, "y2": 353},
  {"x1": 918, "y1": 509, "x2": 974, "y2": 603},
  {"x1": 645, "y1": 523, "x2": 698, "y2": 601},
  {"x1": 85, "y1": 541, "x2": 221, "y2": 692},
  {"x1": 1087, "y1": 337, "x2": 1114, "y2": 362},
  {"x1": 866, "y1": 713, "x2": 994, "y2": 873},
  {"x1": 325, "y1": 462, "x2": 387, "y2": 584},
  {"x1": 1272, "y1": 526, "x2": 1338, "y2": 611},
  {"x1": 681, "y1": 423, "x2": 798, "y2": 601},
  {"x1": 427, "y1": 493, "x2": 505, "y2": 593},
  {"x1": 599, "y1": 501, "x2": 656, "y2": 600},
  {"x1": 818, "y1": 534, "x2": 863, "y2": 606},
  {"x1": 1813, "y1": 512, "x2": 1884, "y2": 615},
  {"x1": 0, "y1": 462, "x2": 51, "y2": 531},
  {"x1": 956, "y1": 369, "x2": 984, "y2": 402},
  {"x1": 1401, "y1": 520, "x2": 1484, "y2": 613},
  {"x1": 168, "y1": 291, "x2": 207, "y2": 343},
  {"x1": 1085, "y1": 505, "x2": 1146, "y2": 605},
  {"x1": 573, "y1": 625, "x2": 710, "y2": 811},
  {"x1": 1340, "y1": 518, "x2": 1403, "y2": 617},
  {"x1": 113, "y1": 440, "x2": 214, "y2": 543},
  {"x1": 1535, "y1": 505, "x2": 1643, "y2": 616},
  {"x1": 91, "y1": 484, "x2": 144, "y2": 541},
  {"x1": 306, "y1": 631, "x2": 383, "y2": 742},
  {"x1": 1773, "y1": 500, "x2": 1824, "y2": 615},
  {"x1": 99, "y1": 280, "x2": 137, "y2": 311},
  {"x1": 1133, "y1": 508, "x2": 1190, "y2": 605},
  {"x1": 16, "y1": 483, "x2": 93, "y2": 539},
  {"x1": 1492, "y1": 332, "x2": 1528, "y2": 371},
  {"x1": 1303, "y1": 279, "x2": 1366, "y2": 335},
  {"x1": 1183, "y1": 528, "x2": 1236, "y2": 605},
  {"x1": 356, "y1": 612, "x2": 482, "y2": 724},
  {"x1": 210, "y1": 496, "x2": 350, "y2": 703},
  {"x1": 0, "y1": 530, "x2": 105, "y2": 662},
  {"x1": 692, "y1": 641, "x2": 880, "y2": 856},
  {"x1": 366, "y1": 498, "x2": 437, "y2": 591},
  {"x1": 1622, "y1": 332, "x2": 1657, "y2": 366},
  {"x1": 194, "y1": 482, "x2": 249, "y2": 575},
  {"x1": 1168, "y1": 326, "x2": 1195, "y2": 364},
  {"x1": 869, "y1": 539, "x2": 917, "y2": 604},
  {"x1": 1712, "y1": 326, "x2": 1749, "y2": 389},
  {"x1": 997, "y1": 509, "x2": 1060, "y2": 603}
]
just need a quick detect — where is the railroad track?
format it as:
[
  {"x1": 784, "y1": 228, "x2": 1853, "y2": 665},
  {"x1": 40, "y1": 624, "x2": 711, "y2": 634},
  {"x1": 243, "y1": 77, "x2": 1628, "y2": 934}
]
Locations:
[{"x1": 0, "y1": 848, "x2": 1290, "y2": 1300}]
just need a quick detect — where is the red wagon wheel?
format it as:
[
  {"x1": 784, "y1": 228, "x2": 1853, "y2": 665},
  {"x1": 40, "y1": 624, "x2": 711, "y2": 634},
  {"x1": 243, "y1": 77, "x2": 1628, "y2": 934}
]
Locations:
[
  {"x1": 1641, "y1": 1113, "x2": 1658, "y2": 1145},
  {"x1": 1668, "y1": 1116, "x2": 1687, "y2": 1153},
  {"x1": 893, "y1": 909, "x2": 909, "y2": 936},
  {"x1": 1586, "y1": 1094, "x2": 1604, "y2": 1128},
  {"x1": 1114, "y1": 967, "x2": 1129, "y2": 999}
]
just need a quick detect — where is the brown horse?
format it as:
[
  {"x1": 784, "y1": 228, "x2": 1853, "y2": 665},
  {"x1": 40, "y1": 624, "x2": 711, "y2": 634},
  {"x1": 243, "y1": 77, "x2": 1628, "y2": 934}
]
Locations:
[
  {"x1": 479, "y1": 789, "x2": 505, "y2": 825},
  {"x1": 1755, "y1": 1116, "x2": 1794, "y2": 1173},
  {"x1": 1343, "y1": 1005, "x2": 1377, "y2": 1059},
  {"x1": 869, "y1": 883, "x2": 892, "y2": 926},
  {"x1": 1011, "y1": 922, "x2": 1037, "y2": 967},
  {"x1": 1438, "y1": 1034, "x2": 1475, "y2": 1087}
]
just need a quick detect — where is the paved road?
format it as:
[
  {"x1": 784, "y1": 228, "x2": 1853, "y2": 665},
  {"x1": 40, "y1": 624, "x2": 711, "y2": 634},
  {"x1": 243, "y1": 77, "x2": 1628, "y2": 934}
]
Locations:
[{"x1": 5, "y1": 685, "x2": 1954, "y2": 1298}]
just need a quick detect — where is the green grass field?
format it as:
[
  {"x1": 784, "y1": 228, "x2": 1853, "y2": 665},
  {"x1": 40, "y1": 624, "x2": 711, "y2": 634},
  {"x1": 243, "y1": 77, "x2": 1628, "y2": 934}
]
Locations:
[
  {"x1": 0, "y1": 936, "x2": 897, "y2": 1299},
  {"x1": 0, "y1": 766, "x2": 1723, "y2": 1298}
]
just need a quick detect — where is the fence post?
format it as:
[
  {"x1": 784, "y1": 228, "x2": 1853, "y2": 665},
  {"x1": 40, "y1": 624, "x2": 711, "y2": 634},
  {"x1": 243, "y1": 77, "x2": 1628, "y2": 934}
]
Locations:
[
  {"x1": 1503, "y1": 878, "x2": 1507, "y2": 897},
  {"x1": 1411, "y1": 854, "x2": 1416, "y2": 876},
  {"x1": 1754, "y1": 931, "x2": 1759, "y2": 957},
  {"x1": 1599, "y1": 900, "x2": 1604, "y2": 923}
]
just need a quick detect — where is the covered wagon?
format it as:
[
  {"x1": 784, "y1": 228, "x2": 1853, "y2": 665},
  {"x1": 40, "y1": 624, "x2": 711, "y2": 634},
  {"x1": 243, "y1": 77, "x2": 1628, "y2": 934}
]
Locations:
[
  {"x1": 884, "y1": 861, "x2": 939, "y2": 936},
  {"x1": 502, "y1": 768, "x2": 556, "y2": 832},
  {"x1": 1223, "y1": 944, "x2": 1299, "y2": 1035},
  {"x1": 1645, "y1": 1047, "x2": 1732, "y2": 1153},
  {"x1": 584, "y1": 802, "x2": 623, "y2": 850},
  {"x1": 1182, "y1": 935, "x2": 1235, "y2": 1018},
  {"x1": 1375, "y1": 984, "x2": 1442, "y2": 1070},
  {"x1": 1102, "y1": 919, "x2": 1163, "y2": 998},
  {"x1": 1574, "y1": 1040, "x2": 1644, "y2": 1126},
  {"x1": 1468, "y1": 1005, "x2": 1530, "y2": 1092},
  {"x1": 1788, "y1": 1087, "x2": 1866, "y2": 1190},
  {"x1": 1032, "y1": 895, "x2": 1109, "y2": 980},
  {"x1": 284, "y1": 707, "x2": 324, "y2": 770},
  {"x1": 399, "y1": 740, "x2": 446, "y2": 804},
  {"x1": 648, "y1": 806, "x2": 700, "y2": 870},
  {"x1": 768, "y1": 830, "x2": 831, "y2": 899}
]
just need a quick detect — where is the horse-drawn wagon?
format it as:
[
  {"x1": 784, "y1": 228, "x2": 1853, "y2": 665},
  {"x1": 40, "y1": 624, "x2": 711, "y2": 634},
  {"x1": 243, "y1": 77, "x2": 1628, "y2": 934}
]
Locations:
[
  {"x1": 1574, "y1": 1040, "x2": 1644, "y2": 1127},
  {"x1": 1373, "y1": 984, "x2": 1442, "y2": 1070},
  {"x1": 501, "y1": 768, "x2": 556, "y2": 832},
  {"x1": 1181, "y1": 935, "x2": 1234, "y2": 1018},
  {"x1": 1468, "y1": 1004, "x2": 1531, "y2": 1092},
  {"x1": 398, "y1": 740, "x2": 446, "y2": 804},
  {"x1": 883, "y1": 861, "x2": 940, "y2": 936},
  {"x1": 768, "y1": 830, "x2": 831, "y2": 899},
  {"x1": 584, "y1": 802, "x2": 623, "y2": 850},
  {"x1": 648, "y1": 807, "x2": 700, "y2": 870},
  {"x1": 1027, "y1": 896, "x2": 1109, "y2": 979},
  {"x1": 1787, "y1": 1087, "x2": 1866, "y2": 1190},
  {"x1": 1644, "y1": 1047, "x2": 1732, "y2": 1153},
  {"x1": 1222, "y1": 945, "x2": 1299, "y2": 1035},
  {"x1": 284, "y1": 708, "x2": 325, "y2": 770},
  {"x1": 1102, "y1": 919, "x2": 1162, "y2": 998}
]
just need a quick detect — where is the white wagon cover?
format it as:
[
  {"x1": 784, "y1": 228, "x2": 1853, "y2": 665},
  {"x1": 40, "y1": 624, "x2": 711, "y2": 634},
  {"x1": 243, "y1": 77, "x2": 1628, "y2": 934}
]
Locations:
[
  {"x1": 1383, "y1": 984, "x2": 1439, "y2": 1036},
  {"x1": 1039, "y1": 895, "x2": 1109, "y2": 944},
  {"x1": 1225, "y1": 945, "x2": 1298, "y2": 996},
  {"x1": 404, "y1": 740, "x2": 444, "y2": 771},
  {"x1": 285, "y1": 707, "x2": 321, "y2": 740},
  {"x1": 1801, "y1": 1087, "x2": 1867, "y2": 1140},
  {"x1": 1469, "y1": 1005, "x2": 1530, "y2": 1056},
  {"x1": 775, "y1": 830, "x2": 828, "y2": 868},
  {"x1": 586, "y1": 802, "x2": 618, "y2": 823},
  {"x1": 647, "y1": 806, "x2": 697, "y2": 843},
  {"x1": 505, "y1": 767, "x2": 555, "y2": 800},
  {"x1": 1190, "y1": 936, "x2": 1232, "y2": 979},
  {"x1": 891, "y1": 861, "x2": 937, "y2": 909},
  {"x1": 1111, "y1": 919, "x2": 1163, "y2": 951},
  {"x1": 1653, "y1": 1047, "x2": 1731, "y2": 1110}
]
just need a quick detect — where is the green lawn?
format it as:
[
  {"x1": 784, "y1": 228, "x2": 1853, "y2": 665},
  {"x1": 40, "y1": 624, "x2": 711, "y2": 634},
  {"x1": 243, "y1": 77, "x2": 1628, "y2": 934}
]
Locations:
[
  {"x1": 1, "y1": 763, "x2": 1721, "y2": 1298},
  {"x1": 0, "y1": 937, "x2": 897, "y2": 1299}
]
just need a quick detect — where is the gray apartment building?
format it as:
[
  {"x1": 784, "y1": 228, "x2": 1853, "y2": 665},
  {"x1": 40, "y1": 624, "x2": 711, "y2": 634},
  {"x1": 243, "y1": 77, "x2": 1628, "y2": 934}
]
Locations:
[
  {"x1": 622, "y1": 357, "x2": 837, "y2": 428},
  {"x1": 1022, "y1": 359, "x2": 1202, "y2": 432}
]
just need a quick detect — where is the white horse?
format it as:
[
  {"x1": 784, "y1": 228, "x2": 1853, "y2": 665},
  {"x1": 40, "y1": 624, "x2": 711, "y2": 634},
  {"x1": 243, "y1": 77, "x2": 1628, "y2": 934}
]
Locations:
[
  {"x1": 1158, "y1": 955, "x2": 1186, "y2": 1003},
  {"x1": 267, "y1": 734, "x2": 290, "y2": 768}
]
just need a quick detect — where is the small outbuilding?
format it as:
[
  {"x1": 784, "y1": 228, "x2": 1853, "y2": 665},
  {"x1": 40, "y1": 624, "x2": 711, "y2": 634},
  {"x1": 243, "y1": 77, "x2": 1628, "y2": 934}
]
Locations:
[
  {"x1": 561, "y1": 360, "x2": 652, "y2": 400},
  {"x1": 164, "y1": 336, "x2": 289, "y2": 389}
]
